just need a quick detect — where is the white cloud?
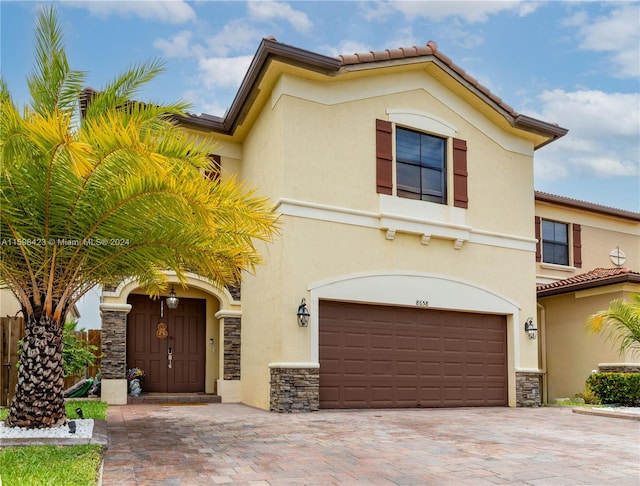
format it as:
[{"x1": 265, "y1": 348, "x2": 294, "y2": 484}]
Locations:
[
  {"x1": 197, "y1": 55, "x2": 254, "y2": 89},
  {"x1": 72, "y1": 0, "x2": 196, "y2": 24},
  {"x1": 320, "y1": 40, "x2": 373, "y2": 57},
  {"x1": 362, "y1": 0, "x2": 523, "y2": 24},
  {"x1": 154, "y1": 30, "x2": 199, "y2": 58},
  {"x1": 532, "y1": 89, "x2": 640, "y2": 181},
  {"x1": 388, "y1": 27, "x2": 420, "y2": 50},
  {"x1": 247, "y1": 1, "x2": 312, "y2": 33},
  {"x1": 574, "y1": 4, "x2": 640, "y2": 78},
  {"x1": 537, "y1": 89, "x2": 639, "y2": 138},
  {"x1": 204, "y1": 20, "x2": 260, "y2": 57}
]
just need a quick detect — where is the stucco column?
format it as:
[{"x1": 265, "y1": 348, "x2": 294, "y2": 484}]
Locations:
[
  {"x1": 99, "y1": 303, "x2": 132, "y2": 405},
  {"x1": 215, "y1": 310, "x2": 242, "y2": 402}
]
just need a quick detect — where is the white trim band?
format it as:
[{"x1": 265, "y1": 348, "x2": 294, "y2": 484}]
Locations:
[
  {"x1": 268, "y1": 362, "x2": 320, "y2": 369},
  {"x1": 215, "y1": 310, "x2": 243, "y2": 319}
]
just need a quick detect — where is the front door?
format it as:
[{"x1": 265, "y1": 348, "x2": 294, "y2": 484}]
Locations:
[{"x1": 127, "y1": 294, "x2": 206, "y2": 393}]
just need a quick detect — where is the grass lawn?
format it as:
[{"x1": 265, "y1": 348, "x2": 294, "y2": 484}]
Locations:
[{"x1": 0, "y1": 400, "x2": 108, "y2": 486}]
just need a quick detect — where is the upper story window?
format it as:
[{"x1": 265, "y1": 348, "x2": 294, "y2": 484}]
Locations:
[
  {"x1": 541, "y1": 220, "x2": 569, "y2": 265},
  {"x1": 376, "y1": 119, "x2": 468, "y2": 209},
  {"x1": 535, "y1": 217, "x2": 582, "y2": 268},
  {"x1": 396, "y1": 127, "x2": 446, "y2": 204}
]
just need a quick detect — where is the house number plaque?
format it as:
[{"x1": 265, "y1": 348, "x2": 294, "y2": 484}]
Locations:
[{"x1": 416, "y1": 300, "x2": 429, "y2": 307}]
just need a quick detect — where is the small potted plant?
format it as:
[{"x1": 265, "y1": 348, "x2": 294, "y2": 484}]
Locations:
[{"x1": 127, "y1": 367, "x2": 146, "y2": 396}]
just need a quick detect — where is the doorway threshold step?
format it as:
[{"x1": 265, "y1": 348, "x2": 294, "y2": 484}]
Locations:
[{"x1": 127, "y1": 393, "x2": 221, "y2": 404}]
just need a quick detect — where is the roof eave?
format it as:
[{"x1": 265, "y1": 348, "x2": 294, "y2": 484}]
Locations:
[
  {"x1": 514, "y1": 115, "x2": 569, "y2": 150},
  {"x1": 537, "y1": 274, "x2": 640, "y2": 298},
  {"x1": 535, "y1": 191, "x2": 640, "y2": 221},
  {"x1": 176, "y1": 38, "x2": 341, "y2": 136}
]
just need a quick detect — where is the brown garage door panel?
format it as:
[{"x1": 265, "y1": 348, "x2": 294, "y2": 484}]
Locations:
[{"x1": 319, "y1": 301, "x2": 507, "y2": 409}]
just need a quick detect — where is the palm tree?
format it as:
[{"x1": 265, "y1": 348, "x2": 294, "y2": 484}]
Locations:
[
  {"x1": 1, "y1": 7, "x2": 277, "y2": 428},
  {"x1": 586, "y1": 293, "x2": 640, "y2": 358}
]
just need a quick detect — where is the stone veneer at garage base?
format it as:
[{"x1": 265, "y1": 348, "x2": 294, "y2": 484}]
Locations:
[
  {"x1": 268, "y1": 369, "x2": 542, "y2": 411},
  {"x1": 270, "y1": 366, "x2": 319, "y2": 412},
  {"x1": 516, "y1": 371, "x2": 543, "y2": 407}
]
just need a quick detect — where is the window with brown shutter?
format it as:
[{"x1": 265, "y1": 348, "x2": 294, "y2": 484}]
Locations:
[
  {"x1": 376, "y1": 119, "x2": 393, "y2": 195},
  {"x1": 376, "y1": 120, "x2": 468, "y2": 208}
]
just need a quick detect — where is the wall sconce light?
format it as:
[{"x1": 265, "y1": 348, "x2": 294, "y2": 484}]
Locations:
[
  {"x1": 297, "y1": 298, "x2": 310, "y2": 327},
  {"x1": 166, "y1": 286, "x2": 179, "y2": 309},
  {"x1": 524, "y1": 317, "x2": 537, "y2": 340}
]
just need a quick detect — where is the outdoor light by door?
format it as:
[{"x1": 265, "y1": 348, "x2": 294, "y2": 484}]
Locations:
[
  {"x1": 524, "y1": 317, "x2": 537, "y2": 340},
  {"x1": 166, "y1": 286, "x2": 179, "y2": 309},
  {"x1": 297, "y1": 298, "x2": 310, "y2": 327}
]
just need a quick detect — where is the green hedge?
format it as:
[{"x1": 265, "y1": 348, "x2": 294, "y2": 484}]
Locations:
[{"x1": 586, "y1": 372, "x2": 640, "y2": 406}]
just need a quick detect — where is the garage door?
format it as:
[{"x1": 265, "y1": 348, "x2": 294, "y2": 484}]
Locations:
[{"x1": 319, "y1": 301, "x2": 507, "y2": 408}]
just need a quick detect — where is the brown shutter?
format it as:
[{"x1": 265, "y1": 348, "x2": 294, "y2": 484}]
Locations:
[
  {"x1": 204, "y1": 154, "x2": 221, "y2": 183},
  {"x1": 535, "y1": 216, "x2": 542, "y2": 262},
  {"x1": 453, "y1": 138, "x2": 468, "y2": 208},
  {"x1": 376, "y1": 119, "x2": 393, "y2": 195},
  {"x1": 572, "y1": 224, "x2": 582, "y2": 268}
]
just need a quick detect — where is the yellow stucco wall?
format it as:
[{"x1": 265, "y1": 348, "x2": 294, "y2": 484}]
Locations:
[{"x1": 539, "y1": 285, "x2": 640, "y2": 401}]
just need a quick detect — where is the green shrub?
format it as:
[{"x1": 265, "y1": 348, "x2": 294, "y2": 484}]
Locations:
[{"x1": 585, "y1": 372, "x2": 640, "y2": 406}]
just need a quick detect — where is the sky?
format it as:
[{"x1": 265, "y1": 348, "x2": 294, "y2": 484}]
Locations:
[{"x1": 1, "y1": 1, "x2": 639, "y2": 212}]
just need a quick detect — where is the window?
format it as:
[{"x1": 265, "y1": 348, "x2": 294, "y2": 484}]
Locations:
[
  {"x1": 396, "y1": 127, "x2": 446, "y2": 204},
  {"x1": 541, "y1": 220, "x2": 569, "y2": 265},
  {"x1": 376, "y1": 119, "x2": 468, "y2": 208}
]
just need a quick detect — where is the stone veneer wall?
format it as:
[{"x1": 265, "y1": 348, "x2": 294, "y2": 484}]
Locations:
[
  {"x1": 101, "y1": 310, "x2": 127, "y2": 379},
  {"x1": 270, "y1": 367, "x2": 319, "y2": 413},
  {"x1": 223, "y1": 317, "x2": 241, "y2": 380},
  {"x1": 226, "y1": 284, "x2": 241, "y2": 301},
  {"x1": 516, "y1": 372, "x2": 542, "y2": 407},
  {"x1": 598, "y1": 364, "x2": 640, "y2": 373}
]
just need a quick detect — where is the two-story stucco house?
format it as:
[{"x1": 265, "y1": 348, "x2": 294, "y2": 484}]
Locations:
[
  {"x1": 534, "y1": 193, "x2": 640, "y2": 402},
  {"x1": 95, "y1": 37, "x2": 585, "y2": 411}
]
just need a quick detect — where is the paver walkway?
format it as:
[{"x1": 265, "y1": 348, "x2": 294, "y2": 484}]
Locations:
[{"x1": 102, "y1": 404, "x2": 640, "y2": 485}]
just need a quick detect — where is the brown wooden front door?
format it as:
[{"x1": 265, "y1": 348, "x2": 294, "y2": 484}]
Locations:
[{"x1": 127, "y1": 294, "x2": 206, "y2": 393}]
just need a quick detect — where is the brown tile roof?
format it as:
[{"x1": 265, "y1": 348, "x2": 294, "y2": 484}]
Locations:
[
  {"x1": 537, "y1": 267, "x2": 640, "y2": 297},
  {"x1": 337, "y1": 41, "x2": 523, "y2": 124},
  {"x1": 535, "y1": 191, "x2": 640, "y2": 221},
  {"x1": 180, "y1": 38, "x2": 568, "y2": 147}
]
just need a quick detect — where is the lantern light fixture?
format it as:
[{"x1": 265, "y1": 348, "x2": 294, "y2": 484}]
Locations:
[
  {"x1": 297, "y1": 298, "x2": 310, "y2": 327},
  {"x1": 524, "y1": 317, "x2": 537, "y2": 340},
  {"x1": 166, "y1": 286, "x2": 179, "y2": 309}
]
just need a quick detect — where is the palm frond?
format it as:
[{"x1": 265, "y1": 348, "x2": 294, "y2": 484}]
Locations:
[
  {"x1": 586, "y1": 294, "x2": 640, "y2": 357},
  {"x1": 27, "y1": 6, "x2": 85, "y2": 115}
]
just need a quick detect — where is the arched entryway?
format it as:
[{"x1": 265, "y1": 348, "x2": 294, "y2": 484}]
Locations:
[
  {"x1": 99, "y1": 272, "x2": 242, "y2": 404},
  {"x1": 127, "y1": 293, "x2": 207, "y2": 393}
]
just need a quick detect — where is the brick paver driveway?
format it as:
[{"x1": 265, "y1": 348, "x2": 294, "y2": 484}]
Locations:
[{"x1": 102, "y1": 404, "x2": 639, "y2": 485}]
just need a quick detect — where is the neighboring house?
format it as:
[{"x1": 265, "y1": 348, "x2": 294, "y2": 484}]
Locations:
[
  {"x1": 99, "y1": 37, "x2": 574, "y2": 410},
  {"x1": 535, "y1": 193, "x2": 640, "y2": 401}
]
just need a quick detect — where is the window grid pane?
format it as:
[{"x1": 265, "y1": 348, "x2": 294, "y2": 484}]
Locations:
[
  {"x1": 396, "y1": 127, "x2": 446, "y2": 204},
  {"x1": 541, "y1": 220, "x2": 569, "y2": 265}
]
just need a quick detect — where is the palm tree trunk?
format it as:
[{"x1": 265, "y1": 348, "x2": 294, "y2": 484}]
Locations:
[{"x1": 6, "y1": 312, "x2": 67, "y2": 428}]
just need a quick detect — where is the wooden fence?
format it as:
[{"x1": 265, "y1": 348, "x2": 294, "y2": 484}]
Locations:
[{"x1": 0, "y1": 316, "x2": 101, "y2": 407}]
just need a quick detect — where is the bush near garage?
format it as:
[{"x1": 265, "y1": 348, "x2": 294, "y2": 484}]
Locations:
[{"x1": 586, "y1": 372, "x2": 640, "y2": 406}]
